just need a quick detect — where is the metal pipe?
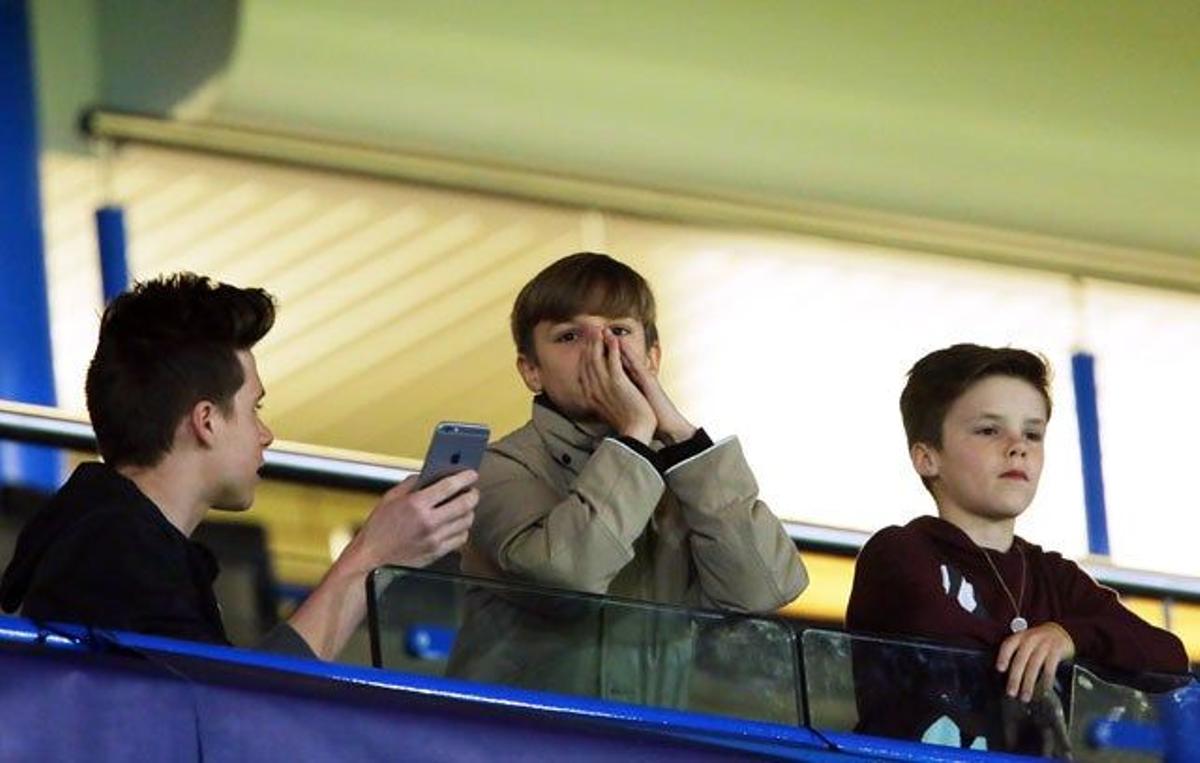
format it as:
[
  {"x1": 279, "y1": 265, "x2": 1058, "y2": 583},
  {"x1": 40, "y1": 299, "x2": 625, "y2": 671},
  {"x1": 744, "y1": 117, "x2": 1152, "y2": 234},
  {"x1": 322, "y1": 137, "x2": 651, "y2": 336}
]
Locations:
[
  {"x1": 0, "y1": 400, "x2": 416, "y2": 492},
  {"x1": 0, "y1": 0, "x2": 60, "y2": 491},
  {"x1": 1072, "y1": 351, "x2": 1112, "y2": 556},
  {"x1": 95, "y1": 205, "x2": 129, "y2": 304},
  {"x1": 81, "y1": 109, "x2": 1200, "y2": 297},
  {"x1": 3, "y1": 399, "x2": 1196, "y2": 602}
]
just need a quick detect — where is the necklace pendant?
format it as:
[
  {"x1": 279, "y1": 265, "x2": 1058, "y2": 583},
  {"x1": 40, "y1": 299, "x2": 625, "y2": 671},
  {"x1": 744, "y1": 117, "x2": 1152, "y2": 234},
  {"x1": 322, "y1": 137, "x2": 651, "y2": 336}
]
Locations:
[{"x1": 1010, "y1": 617, "x2": 1028, "y2": 633}]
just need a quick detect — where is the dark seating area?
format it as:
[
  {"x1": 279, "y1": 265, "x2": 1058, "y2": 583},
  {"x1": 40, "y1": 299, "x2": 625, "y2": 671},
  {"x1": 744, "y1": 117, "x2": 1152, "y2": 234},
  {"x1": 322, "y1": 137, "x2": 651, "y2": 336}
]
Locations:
[
  {"x1": 0, "y1": 485, "x2": 49, "y2": 571},
  {"x1": 190, "y1": 520, "x2": 281, "y2": 646}
]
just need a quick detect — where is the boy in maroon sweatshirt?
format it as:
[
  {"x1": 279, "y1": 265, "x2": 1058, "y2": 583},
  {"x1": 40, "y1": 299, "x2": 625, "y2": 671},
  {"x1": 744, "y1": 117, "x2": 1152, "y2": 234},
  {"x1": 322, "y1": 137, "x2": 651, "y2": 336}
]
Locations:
[{"x1": 846, "y1": 344, "x2": 1188, "y2": 746}]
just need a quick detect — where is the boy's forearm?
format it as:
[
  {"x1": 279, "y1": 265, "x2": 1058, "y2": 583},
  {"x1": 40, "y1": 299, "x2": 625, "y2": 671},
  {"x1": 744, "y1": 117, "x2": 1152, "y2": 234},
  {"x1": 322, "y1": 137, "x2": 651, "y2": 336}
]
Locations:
[
  {"x1": 1057, "y1": 613, "x2": 1189, "y2": 674},
  {"x1": 496, "y1": 439, "x2": 664, "y2": 591},
  {"x1": 286, "y1": 541, "x2": 373, "y2": 661},
  {"x1": 655, "y1": 410, "x2": 696, "y2": 445},
  {"x1": 666, "y1": 437, "x2": 807, "y2": 610},
  {"x1": 666, "y1": 436, "x2": 764, "y2": 529},
  {"x1": 1054, "y1": 558, "x2": 1191, "y2": 674}
]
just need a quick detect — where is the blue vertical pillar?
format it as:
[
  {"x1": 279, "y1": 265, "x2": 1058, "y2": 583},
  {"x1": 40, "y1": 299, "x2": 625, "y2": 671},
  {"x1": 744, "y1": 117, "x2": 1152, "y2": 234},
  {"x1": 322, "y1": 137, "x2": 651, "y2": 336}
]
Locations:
[
  {"x1": 0, "y1": 0, "x2": 61, "y2": 490},
  {"x1": 96, "y1": 205, "x2": 129, "y2": 303},
  {"x1": 1071, "y1": 351, "x2": 1110, "y2": 556}
]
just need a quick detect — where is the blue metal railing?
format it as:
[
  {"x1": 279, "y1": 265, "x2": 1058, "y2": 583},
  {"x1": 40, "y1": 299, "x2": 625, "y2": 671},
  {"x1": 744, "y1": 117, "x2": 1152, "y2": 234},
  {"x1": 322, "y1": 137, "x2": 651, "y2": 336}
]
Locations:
[
  {"x1": 7, "y1": 614, "x2": 1195, "y2": 760},
  {"x1": 2, "y1": 399, "x2": 1197, "y2": 603}
]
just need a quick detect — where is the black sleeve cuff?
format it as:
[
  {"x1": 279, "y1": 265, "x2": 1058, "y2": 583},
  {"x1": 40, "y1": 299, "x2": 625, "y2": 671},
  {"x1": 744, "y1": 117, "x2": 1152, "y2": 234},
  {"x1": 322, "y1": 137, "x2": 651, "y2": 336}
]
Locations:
[
  {"x1": 615, "y1": 436, "x2": 662, "y2": 471},
  {"x1": 658, "y1": 428, "x2": 713, "y2": 471},
  {"x1": 615, "y1": 428, "x2": 713, "y2": 474}
]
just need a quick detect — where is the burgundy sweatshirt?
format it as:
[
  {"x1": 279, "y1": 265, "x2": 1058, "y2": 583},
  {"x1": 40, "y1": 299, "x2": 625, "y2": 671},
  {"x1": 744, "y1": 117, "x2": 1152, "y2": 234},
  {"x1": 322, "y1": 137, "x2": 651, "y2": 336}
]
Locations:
[{"x1": 846, "y1": 516, "x2": 1189, "y2": 675}]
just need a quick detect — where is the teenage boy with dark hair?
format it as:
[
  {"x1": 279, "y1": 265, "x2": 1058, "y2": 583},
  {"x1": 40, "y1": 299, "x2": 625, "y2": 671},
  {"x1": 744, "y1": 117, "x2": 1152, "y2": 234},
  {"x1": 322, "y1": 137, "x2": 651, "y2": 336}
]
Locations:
[
  {"x1": 846, "y1": 344, "x2": 1187, "y2": 741},
  {"x1": 1, "y1": 274, "x2": 478, "y2": 660},
  {"x1": 449, "y1": 252, "x2": 806, "y2": 701}
]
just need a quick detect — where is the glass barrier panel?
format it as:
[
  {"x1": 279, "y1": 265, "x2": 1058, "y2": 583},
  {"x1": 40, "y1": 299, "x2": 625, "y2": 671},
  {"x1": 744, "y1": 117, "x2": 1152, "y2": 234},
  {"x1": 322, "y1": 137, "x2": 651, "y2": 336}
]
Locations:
[
  {"x1": 1069, "y1": 665, "x2": 1196, "y2": 762},
  {"x1": 368, "y1": 565, "x2": 802, "y2": 725},
  {"x1": 801, "y1": 629, "x2": 1074, "y2": 758}
]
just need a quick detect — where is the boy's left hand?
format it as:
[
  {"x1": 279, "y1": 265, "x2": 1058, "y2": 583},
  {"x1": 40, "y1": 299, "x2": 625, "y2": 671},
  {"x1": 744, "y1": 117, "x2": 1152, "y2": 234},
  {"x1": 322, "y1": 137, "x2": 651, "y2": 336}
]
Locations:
[
  {"x1": 995, "y1": 622, "x2": 1076, "y2": 702},
  {"x1": 615, "y1": 332, "x2": 697, "y2": 445}
]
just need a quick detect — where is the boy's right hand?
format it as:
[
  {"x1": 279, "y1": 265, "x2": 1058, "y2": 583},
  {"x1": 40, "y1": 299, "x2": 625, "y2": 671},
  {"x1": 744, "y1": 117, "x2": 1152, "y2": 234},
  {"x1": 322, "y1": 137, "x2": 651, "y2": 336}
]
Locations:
[
  {"x1": 579, "y1": 327, "x2": 656, "y2": 443},
  {"x1": 995, "y1": 622, "x2": 1076, "y2": 703},
  {"x1": 349, "y1": 471, "x2": 479, "y2": 571},
  {"x1": 617, "y1": 335, "x2": 696, "y2": 445}
]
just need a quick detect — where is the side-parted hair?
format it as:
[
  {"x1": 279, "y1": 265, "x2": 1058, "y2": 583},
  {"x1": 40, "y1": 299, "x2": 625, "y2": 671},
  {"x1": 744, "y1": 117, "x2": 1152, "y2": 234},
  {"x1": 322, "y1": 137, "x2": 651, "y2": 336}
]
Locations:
[
  {"x1": 510, "y1": 252, "x2": 658, "y2": 359},
  {"x1": 900, "y1": 343, "x2": 1052, "y2": 450},
  {"x1": 86, "y1": 273, "x2": 276, "y2": 468}
]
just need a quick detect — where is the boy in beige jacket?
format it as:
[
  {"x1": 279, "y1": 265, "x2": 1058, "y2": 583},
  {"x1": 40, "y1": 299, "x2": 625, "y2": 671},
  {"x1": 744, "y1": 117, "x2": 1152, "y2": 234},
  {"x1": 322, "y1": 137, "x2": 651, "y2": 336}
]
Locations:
[{"x1": 449, "y1": 252, "x2": 806, "y2": 704}]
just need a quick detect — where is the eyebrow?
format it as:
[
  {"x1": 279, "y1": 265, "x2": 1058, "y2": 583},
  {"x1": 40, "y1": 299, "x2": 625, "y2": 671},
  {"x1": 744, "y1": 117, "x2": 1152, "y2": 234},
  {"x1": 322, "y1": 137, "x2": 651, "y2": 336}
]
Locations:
[
  {"x1": 554, "y1": 314, "x2": 635, "y2": 323},
  {"x1": 976, "y1": 412, "x2": 1046, "y2": 425}
]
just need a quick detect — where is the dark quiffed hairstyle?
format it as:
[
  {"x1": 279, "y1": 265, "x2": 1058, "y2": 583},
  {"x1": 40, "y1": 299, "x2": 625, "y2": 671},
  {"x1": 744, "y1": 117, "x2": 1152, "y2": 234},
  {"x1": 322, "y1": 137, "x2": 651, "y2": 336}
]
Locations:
[
  {"x1": 510, "y1": 252, "x2": 658, "y2": 358},
  {"x1": 900, "y1": 343, "x2": 1052, "y2": 449},
  {"x1": 86, "y1": 273, "x2": 276, "y2": 468}
]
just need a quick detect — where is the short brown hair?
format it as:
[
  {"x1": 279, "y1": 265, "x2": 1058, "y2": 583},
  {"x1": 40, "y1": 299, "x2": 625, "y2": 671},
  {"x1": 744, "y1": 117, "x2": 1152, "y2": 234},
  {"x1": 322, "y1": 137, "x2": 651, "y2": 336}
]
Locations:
[
  {"x1": 900, "y1": 343, "x2": 1052, "y2": 450},
  {"x1": 86, "y1": 273, "x2": 276, "y2": 468},
  {"x1": 510, "y1": 252, "x2": 658, "y2": 358}
]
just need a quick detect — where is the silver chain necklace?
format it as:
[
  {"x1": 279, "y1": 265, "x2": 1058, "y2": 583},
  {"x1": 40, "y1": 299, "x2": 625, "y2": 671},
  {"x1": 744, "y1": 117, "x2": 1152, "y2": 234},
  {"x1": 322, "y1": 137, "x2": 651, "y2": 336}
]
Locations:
[{"x1": 980, "y1": 543, "x2": 1028, "y2": 633}]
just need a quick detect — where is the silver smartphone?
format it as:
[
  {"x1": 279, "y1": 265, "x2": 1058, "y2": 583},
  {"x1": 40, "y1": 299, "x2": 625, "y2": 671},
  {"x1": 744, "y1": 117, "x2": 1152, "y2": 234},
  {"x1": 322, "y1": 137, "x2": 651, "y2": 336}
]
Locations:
[{"x1": 416, "y1": 421, "x2": 490, "y2": 490}]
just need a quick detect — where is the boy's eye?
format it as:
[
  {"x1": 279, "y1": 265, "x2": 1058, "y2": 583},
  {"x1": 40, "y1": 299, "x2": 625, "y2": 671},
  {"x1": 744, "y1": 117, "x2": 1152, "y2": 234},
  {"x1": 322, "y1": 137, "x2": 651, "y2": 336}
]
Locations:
[
  {"x1": 1025, "y1": 431, "x2": 1044, "y2": 443},
  {"x1": 554, "y1": 330, "x2": 578, "y2": 343},
  {"x1": 609, "y1": 325, "x2": 632, "y2": 337},
  {"x1": 975, "y1": 426, "x2": 999, "y2": 436}
]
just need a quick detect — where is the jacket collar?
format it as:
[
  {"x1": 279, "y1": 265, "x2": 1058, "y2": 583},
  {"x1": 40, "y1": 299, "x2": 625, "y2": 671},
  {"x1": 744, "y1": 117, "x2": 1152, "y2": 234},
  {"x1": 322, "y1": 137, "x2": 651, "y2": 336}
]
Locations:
[
  {"x1": 530, "y1": 395, "x2": 613, "y2": 461},
  {"x1": 909, "y1": 515, "x2": 1029, "y2": 559}
]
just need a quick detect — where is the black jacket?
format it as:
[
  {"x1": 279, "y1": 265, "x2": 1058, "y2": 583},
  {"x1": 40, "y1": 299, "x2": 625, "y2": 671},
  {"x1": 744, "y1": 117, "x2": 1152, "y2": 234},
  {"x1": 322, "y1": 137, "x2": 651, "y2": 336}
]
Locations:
[{"x1": 1, "y1": 462, "x2": 229, "y2": 644}]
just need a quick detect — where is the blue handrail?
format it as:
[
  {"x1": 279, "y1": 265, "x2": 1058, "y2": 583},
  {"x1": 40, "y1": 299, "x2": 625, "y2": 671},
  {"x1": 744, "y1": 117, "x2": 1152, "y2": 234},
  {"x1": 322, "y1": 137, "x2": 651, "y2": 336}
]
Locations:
[{"x1": 0, "y1": 614, "x2": 829, "y2": 759}]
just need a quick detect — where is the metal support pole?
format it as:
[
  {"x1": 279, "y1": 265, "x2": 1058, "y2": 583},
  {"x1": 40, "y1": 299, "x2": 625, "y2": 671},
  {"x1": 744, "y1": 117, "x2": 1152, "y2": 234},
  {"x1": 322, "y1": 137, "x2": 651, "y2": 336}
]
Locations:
[
  {"x1": 1071, "y1": 351, "x2": 1111, "y2": 556},
  {"x1": 0, "y1": 0, "x2": 61, "y2": 491},
  {"x1": 95, "y1": 205, "x2": 129, "y2": 303}
]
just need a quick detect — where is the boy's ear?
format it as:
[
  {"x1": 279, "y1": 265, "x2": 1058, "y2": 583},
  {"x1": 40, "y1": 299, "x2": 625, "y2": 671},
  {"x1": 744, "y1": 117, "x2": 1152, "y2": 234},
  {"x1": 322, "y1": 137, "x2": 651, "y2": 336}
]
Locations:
[
  {"x1": 187, "y1": 400, "x2": 220, "y2": 449},
  {"x1": 910, "y1": 441, "x2": 940, "y2": 480},
  {"x1": 646, "y1": 342, "x2": 661, "y2": 374},
  {"x1": 515, "y1": 354, "x2": 543, "y2": 394}
]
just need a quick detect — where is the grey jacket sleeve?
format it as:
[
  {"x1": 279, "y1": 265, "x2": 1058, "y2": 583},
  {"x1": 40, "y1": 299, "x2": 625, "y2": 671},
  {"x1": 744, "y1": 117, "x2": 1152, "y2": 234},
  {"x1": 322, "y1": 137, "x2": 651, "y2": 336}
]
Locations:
[
  {"x1": 470, "y1": 438, "x2": 665, "y2": 594},
  {"x1": 665, "y1": 436, "x2": 808, "y2": 612},
  {"x1": 255, "y1": 622, "x2": 318, "y2": 660}
]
